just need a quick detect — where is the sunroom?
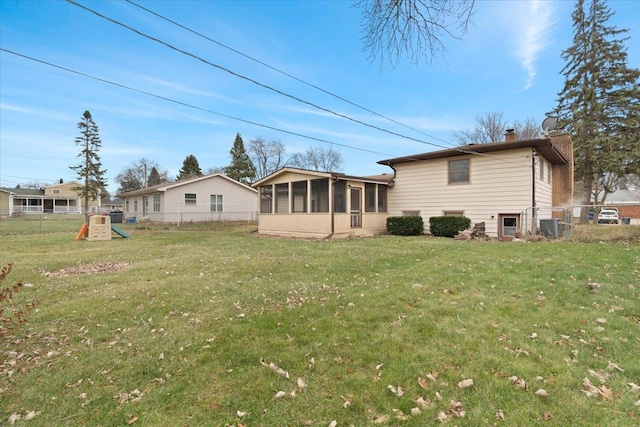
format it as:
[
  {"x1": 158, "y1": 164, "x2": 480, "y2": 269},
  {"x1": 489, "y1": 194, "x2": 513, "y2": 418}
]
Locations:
[{"x1": 253, "y1": 168, "x2": 392, "y2": 238}]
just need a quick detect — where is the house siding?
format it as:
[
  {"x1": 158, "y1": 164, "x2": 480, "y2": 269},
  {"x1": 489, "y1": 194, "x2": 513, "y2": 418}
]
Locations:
[
  {"x1": 388, "y1": 148, "x2": 535, "y2": 237},
  {"x1": 0, "y1": 190, "x2": 13, "y2": 218},
  {"x1": 123, "y1": 175, "x2": 257, "y2": 223}
]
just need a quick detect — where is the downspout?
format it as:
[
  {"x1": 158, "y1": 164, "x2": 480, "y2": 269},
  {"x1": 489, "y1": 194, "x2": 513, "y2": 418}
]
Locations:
[{"x1": 532, "y1": 150, "x2": 537, "y2": 234}]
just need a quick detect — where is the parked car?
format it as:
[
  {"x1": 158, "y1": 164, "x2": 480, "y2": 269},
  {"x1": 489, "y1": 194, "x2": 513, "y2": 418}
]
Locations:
[{"x1": 597, "y1": 209, "x2": 619, "y2": 224}]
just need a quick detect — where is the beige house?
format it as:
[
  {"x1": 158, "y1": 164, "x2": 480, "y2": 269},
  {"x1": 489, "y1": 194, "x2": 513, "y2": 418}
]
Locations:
[
  {"x1": 378, "y1": 132, "x2": 574, "y2": 240},
  {"x1": 252, "y1": 168, "x2": 392, "y2": 238},
  {"x1": 120, "y1": 174, "x2": 258, "y2": 223},
  {"x1": 0, "y1": 181, "x2": 98, "y2": 216},
  {"x1": 0, "y1": 188, "x2": 15, "y2": 218}
]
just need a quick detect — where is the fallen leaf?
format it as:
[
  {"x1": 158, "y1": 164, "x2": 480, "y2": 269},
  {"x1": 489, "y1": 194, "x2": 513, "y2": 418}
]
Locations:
[
  {"x1": 127, "y1": 416, "x2": 138, "y2": 424},
  {"x1": 24, "y1": 411, "x2": 38, "y2": 421},
  {"x1": 9, "y1": 413, "x2": 21, "y2": 425},
  {"x1": 437, "y1": 411, "x2": 449, "y2": 422},
  {"x1": 329, "y1": 421, "x2": 337, "y2": 427},
  {"x1": 236, "y1": 410, "x2": 247, "y2": 417},
  {"x1": 496, "y1": 409, "x2": 505, "y2": 420},
  {"x1": 534, "y1": 389, "x2": 548, "y2": 397},
  {"x1": 274, "y1": 391, "x2": 287, "y2": 399},
  {"x1": 544, "y1": 411, "x2": 552, "y2": 421},
  {"x1": 297, "y1": 378, "x2": 307, "y2": 390},
  {"x1": 509, "y1": 376, "x2": 527, "y2": 390},
  {"x1": 411, "y1": 407, "x2": 421, "y2": 416},
  {"x1": 597, "y1": 385, "x2": 614, "y2": 401},
  {"x1": 372, "y1": 414, "x2": 390, "y2": 423},
  {"x1": 387, "y1": 385, "x2": 404, "y2": 397},
  {"x1": 458, "y1": 378, "x2": 474, "y2": 389},
  {"x1": 415, "y1": 396, "x2": 433, "y2": 408},
  {"x1": 418, "y1": 377, "x2": 429, "y2": 389},
  {"x1": 393, "y1": 408, "x2": 409, "y2": 420}
]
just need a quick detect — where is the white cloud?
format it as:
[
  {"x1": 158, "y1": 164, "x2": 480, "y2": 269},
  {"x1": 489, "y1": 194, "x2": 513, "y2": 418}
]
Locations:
[{"x1": 512, "y1": 1, "x2": 557, "y2": 90}]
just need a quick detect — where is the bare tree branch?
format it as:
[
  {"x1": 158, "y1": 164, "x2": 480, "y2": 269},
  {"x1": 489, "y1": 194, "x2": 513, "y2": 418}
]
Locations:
[{"x1": 357, "y1": 0, "x2": 475, "y2": 68}]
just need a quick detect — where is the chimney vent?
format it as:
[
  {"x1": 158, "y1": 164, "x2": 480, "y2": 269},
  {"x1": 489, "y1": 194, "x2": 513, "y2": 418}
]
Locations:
[{"x1": 505, "y1": 129, "x2": 516, "y2": 143}]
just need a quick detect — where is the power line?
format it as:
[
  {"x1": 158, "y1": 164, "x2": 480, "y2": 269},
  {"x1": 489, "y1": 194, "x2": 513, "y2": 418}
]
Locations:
[
  {"x1": 1, "y1": 46, "x2": 533, "y2": 169},
  {"x1": 124, "y1": 0, "x2": 458, "y2": 149},
  {"x1": 0, "y1": 48, "x2": 391, "y2": 158},
  {"x1": 66, "y1": 0, "x2": 470, "y2": 154}
]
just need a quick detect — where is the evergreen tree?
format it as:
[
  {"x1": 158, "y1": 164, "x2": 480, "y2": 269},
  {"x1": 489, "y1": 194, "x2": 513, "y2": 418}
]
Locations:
[
  {"x1": 147, "y1": 167, "x2": 162, "y2": 186},
  {"x1": 223, "y1": 133, "x2": 256, "y2": 184},
  {"x1": 69, "y1": 110, "x2": 107, "y2": 215},
  {"x1": 552, "y1": 0, "x2": 640, "y2": 209},
  {"x1": 177, "y1": 155, "x2": 203, "y2": 180}
]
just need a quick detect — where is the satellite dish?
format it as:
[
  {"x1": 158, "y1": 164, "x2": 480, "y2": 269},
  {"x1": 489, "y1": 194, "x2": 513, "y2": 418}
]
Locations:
[{"x1": 542, "y1": 117, "x2": 557, "y2": 132}]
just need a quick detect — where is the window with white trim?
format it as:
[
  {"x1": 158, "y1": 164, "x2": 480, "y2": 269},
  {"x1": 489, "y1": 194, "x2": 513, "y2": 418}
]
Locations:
[
  {"x1": 153, "y1": 194, "x2": 160, "y2": 212},
  {"x1": 185, "y1": 193, "x2": 197, "y2": 205},
  {"x1": 210, "y1": 194, "x2": 223, "y2": 212}
]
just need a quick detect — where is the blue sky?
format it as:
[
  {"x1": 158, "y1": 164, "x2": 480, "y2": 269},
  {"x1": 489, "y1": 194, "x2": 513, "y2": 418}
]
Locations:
[{"x1": 1, "y1": 0, "x2": 639, "y2": 194}]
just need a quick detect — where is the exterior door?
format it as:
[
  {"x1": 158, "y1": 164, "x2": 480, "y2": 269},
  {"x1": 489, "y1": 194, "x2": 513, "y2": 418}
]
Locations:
[
  {"x1": 498, "y1": 214, "x2": 520, "y2": 241},
  {"x1": 350, "y1": 188, "x2": 361, "y2": 228}
]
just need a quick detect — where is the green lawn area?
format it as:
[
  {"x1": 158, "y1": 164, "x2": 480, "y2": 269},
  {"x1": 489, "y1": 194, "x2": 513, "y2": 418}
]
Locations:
[{"x1": 1, "y1": 220, "x2": 639, "y2": 426}]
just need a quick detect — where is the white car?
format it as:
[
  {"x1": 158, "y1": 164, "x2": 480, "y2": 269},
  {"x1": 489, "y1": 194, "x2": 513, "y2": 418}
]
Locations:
[{"x1": 597, "y1": 209, "x2": 619, "y2": 224}]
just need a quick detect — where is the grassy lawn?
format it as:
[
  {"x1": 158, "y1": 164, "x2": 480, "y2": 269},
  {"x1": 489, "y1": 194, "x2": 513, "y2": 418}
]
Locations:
[{"x1": 1, "y1": 220, "x2": 639, "y2": 426}]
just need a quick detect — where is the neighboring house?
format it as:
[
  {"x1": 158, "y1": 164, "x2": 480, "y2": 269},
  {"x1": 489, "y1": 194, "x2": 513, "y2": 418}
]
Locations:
[
  {"x1": 120, "y1": 174, "x2": 258, "y2": 223},
  {"x1": 252, "y1": 167, "x2": 392, "y2": 238},
  {"x1": 0, "y1": 181, "x2": 97, "y2": 216},
  {"x1": 605, "y1": 188, "x2": 640, "y2": 223},
  {"x1": 0, "y1": 188, "x2": 15, "y2": 218},
  {"x1": 101, "y1": 197, "x2": 124, "y2": 211},
  {"x1": 377, "y1": 132, "x2": 574, "y2": 240}
]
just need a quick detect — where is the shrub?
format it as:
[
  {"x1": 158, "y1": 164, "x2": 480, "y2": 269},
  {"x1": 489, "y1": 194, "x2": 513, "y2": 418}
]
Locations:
[
  {"x1": 429, "y1": 216, "x2": 471, "y2": 238},
  {"x1": 386, "y1": 216, "x2": 424, "y2": 236}
]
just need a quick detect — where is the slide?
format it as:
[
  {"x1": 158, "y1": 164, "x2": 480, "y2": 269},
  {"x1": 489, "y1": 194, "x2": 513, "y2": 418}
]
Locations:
[{"x1": 111, "y1": 224, "x2": 131, "y2": 238}]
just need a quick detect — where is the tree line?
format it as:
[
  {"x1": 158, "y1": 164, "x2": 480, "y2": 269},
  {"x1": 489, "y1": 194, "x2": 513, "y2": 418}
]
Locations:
[{"x1": 113, "y1": 133, "x2": 344, "y2": 196}]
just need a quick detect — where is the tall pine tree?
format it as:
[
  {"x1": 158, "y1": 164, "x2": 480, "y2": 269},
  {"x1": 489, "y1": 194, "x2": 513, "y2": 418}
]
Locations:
[
  {"x1": 69, "y1": 110, "x2": 107, "y2": 215},
  {"x1": 223, "y1": 133, "x2": 256, "y2": 184},
  {"x1": 552, "y1": 0, "x2": 640, "y2": 209},
  {"x1": 177, "y1": 154, "x2": 203, "y2": 180}
]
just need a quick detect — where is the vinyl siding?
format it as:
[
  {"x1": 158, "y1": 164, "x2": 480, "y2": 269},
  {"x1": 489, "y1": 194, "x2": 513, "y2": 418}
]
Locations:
[
  {"x1": 388, "y1": 148, "x2": 535, "y2": 236},
  {"x1": 125, "y1": 176, "x2": 257, "y2": 222}
]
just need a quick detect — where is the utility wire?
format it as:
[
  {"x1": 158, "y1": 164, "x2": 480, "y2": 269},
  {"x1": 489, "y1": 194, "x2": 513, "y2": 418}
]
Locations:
[
  {"x1": 66, "y1": 0, "x2": 493, "y2": 159},
  {"x1": 124, "y1": 0, "x2": 458, "y2": 149},
  {"x1": 0, "y1": 48, "x2": 391, "y2": 158}
]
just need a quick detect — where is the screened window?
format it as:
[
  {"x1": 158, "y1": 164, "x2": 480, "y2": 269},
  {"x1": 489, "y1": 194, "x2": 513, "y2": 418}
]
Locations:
[
  {"x1": 210, "y1": 194, "x2": 223, "y2": 212},
  {"x1": 377, "y1": 185, "x2": 387, "y2": 212},
  {"x1": 153, "y1": 194, "x2": 160, "y2": 212},
  {"x1": 260, "y1": 186, "x2": 272, "y2": 213},
  {"x1": 311, "y1": 179, "x2": 329, "y2": 212},
  {"x1": 292, "y1": 181, "x2": 307, "y2": 213},
  {"x1": 448, "y1": 159, "x2": 470, "y2": 184},
  {"x1": 365, "y1": 183, "x2": 376, "y2": 212},
  {"x1": 275, "y1": 183, "x2": 289, "y2": 213},
  {"x1": 53, "y1": 189, "x2": 60, "y2": 194},
  {"x1": 125, "y1": 199, "x2": 130, "y2": 212},
  {"x1": 444, "y1": 210, "x2": 464, "y2": 216},
  {"x1": 333, "y1": 180, "x2": 346, "y2": 213},
  {"x1": 539, "y1": 158, "x2": 545, "y2": 181},
  {"x1": 185, "y1": 193, "x2": 197, "y2": 205},
  {"x1": 133, "y1": 198, "x2": 138, "y2": 212}
]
